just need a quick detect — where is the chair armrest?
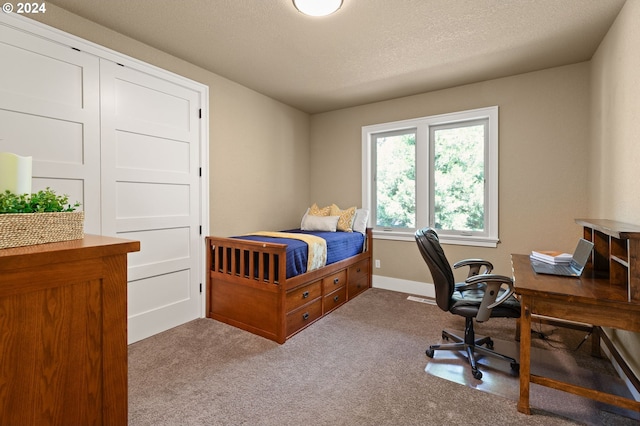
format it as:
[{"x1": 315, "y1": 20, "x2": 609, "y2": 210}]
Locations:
[
  {"x1": 465, "y1": 274, "x2": 515, "y2": 322},
  {"x1": 453, "y1": 259, "x2": 494, "y2": 276},
  {"x1": 455, "y1": 282, "x2": 482, "y2": 292}
]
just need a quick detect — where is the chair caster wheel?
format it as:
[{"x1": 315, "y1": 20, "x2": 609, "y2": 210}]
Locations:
[
  {"x1": 441, "y1": 332, "x2": 449, "y2": 340},
  {"x1": 472, "y1": 369, "x2": 483, "y2": 380},
  {"x1": 511, "y1": 362, "x2": 520, "y2": 372},
  {"x1": 426, "y1": 348, "x2": 435, "y2": 358},
  {"x1": 486, "y1": 339, "x2": 494, "y2": 349}
]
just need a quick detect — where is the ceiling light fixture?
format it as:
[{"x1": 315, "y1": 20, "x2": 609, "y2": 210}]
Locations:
[{"x1": 293, "y1": 0, "x2": 343, "y2": 17}]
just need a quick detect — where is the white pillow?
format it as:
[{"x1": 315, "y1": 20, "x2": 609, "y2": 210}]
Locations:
[
  {"x1": 301, "y1": 214, "x2": 339, "y2": 232},
  {"x1": 300, "y1": 208, "x2": 310, "y2": 228},
  {"x1": 352, "y1": 209, "x2": 369, "y2": 234}
]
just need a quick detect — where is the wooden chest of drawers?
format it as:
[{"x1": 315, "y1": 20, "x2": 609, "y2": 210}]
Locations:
[{"x1": 0, "y1": 236, "x2": 139, "y2": 426}]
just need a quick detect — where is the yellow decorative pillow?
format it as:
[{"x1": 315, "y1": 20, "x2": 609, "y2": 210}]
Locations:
[
  {"x1": 309, "y1": 203, "x2": 331, "y2": 216},
  {"x1": 330, "y1": 204, "x2": 356, "y2": 232}
]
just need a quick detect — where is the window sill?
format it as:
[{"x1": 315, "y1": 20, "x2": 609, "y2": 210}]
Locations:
[{"x1": 372, "y1": 229, "x2": 499, "y2": 248}]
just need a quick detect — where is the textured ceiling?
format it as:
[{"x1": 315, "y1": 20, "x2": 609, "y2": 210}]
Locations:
[{"x1": 49, "y1": 0, "x2": 626, "y2": 113}]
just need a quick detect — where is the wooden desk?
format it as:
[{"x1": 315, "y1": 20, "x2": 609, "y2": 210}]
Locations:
[
  {"x1": 0, "y1": 235, "x2": 140, "y2": 425},
  {"x1": 512, "y1": 253, "x2": 640, "y2": 414}
]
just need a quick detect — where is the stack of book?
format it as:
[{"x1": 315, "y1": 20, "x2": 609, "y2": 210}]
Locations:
[{"x1": 530, "y1": 250, "x2": 572, "y2": 264}]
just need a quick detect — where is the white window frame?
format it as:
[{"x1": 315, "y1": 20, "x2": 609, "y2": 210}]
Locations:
[{"x1": 362, "y1": 106, "x2": 499, "y2": 247}]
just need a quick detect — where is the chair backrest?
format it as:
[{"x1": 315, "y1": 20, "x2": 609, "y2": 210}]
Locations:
[{"x1": 415, "y1": 228, "x2": 455, "y2": 312}]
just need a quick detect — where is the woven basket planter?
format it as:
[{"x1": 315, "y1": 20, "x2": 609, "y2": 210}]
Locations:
[{"x1": 0, "y1": 211, "x2": 84, "y2": 249}]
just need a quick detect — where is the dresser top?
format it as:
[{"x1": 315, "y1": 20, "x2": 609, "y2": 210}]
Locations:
[{"x1": 0, "y1": 234, "x2": 140, "y2": 270}]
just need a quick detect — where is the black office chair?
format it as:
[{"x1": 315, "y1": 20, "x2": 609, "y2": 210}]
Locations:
[{"x1": 415, "y1": 228, "x2": 521, "y2": 379}]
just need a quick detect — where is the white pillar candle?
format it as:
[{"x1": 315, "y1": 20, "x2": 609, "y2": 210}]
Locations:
[{"x1": 0, "y1": 152, "x2": 32, "y2": 195}]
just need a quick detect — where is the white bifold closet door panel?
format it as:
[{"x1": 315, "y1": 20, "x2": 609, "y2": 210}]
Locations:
[
  {"x1": 100, "y1": 60, "x2": 202, "y2": 343},
  {"x1": 0, "y1": 24, "x2": 101, "y2": 232}
]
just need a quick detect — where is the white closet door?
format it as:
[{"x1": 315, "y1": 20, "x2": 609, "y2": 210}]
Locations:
[
  {"x1": 0, "y1": 24, "x2": 101, "y2": 232},
  {"x1": 100, "y1": 60, "x2": 202, "y2": 343}
]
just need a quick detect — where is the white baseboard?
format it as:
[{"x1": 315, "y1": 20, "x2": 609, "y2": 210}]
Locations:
[
  {"x1": 600, "y1": 334, "x2": 640, "y2": 402},
  {"x1": 372, "y1": 275, "x2": 435, "y2": 298}
]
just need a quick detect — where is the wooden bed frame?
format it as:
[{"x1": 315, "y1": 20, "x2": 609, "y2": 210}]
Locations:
[{"x1": 206, "y1": 228, "x2": 372, "y2": 343}]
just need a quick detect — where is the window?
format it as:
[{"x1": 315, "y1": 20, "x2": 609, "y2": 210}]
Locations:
[{"x1": 362, "y1": 106, "x2": 499, "y2": 247}]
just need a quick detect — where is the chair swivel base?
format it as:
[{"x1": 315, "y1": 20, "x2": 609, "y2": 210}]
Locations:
[{"x1": 426, "y1": 329, "x2": 520, "y2": 380}]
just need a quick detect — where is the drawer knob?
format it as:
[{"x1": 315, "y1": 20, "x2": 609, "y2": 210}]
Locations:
[
  {"x1": 357, "y1": 268, "x2": 361, "y2": 273},
  {"x1": 333, "y1": 278, "x2": 339, "y2": 284},
  {"x1": 302, "y1": 291, "x2": 309, "y2": 298},
  {"x1": 302, "y1": 312, "x2": 309, "y2": 320},
  {"x1": 333, "y1": 295, "x2": 340, "y2": 302}
]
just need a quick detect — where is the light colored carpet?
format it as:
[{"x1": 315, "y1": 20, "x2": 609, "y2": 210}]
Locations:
[
  {"x1": 425, "y1": 332, "x2": 639, "y2": 424},
  {"x1": 128, "y1": 288, "x2": 637, "y2": 425}
]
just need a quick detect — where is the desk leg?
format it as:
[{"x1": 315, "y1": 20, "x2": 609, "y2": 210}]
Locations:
[
  {"x1": 591, "y1": 326, "x2": 602, "y2": 357},
  {"x1": 518, "y1": 298, "x2": 532, "y2": 414}
]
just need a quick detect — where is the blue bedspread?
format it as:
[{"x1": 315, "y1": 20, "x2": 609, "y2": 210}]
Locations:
[{"x1": 234, "y1": 229, "x2": 365, "y2": 278}]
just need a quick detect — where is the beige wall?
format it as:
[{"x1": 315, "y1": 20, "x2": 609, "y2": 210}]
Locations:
[
  {"x1": 590, "y1": 0, "x2": 640, "y2": 384},
  {"x1": 28, "y1": 4, "x2": 311, "y2": 237},
  {"x1": 310, "y1": 63, "x2": 590, "y2": 283}
]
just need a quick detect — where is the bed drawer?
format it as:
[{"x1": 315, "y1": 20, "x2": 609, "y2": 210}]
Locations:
[
  {"x1": 323, "y1": 286, "x2": 347, "y2": 314},
  {"x1": 322, "y1": 270, "x2": 347, "y2": 294},
  {"x1": 286, "y1": 299, "x2": 322, "y2": 337},
  {"x1": 349, "y1": 258, "x2": 369, "y2": 284},
  {"x1": 348, "y1": 275, "x2": 369, "y2": 299},
  {"x1": 286, "y1": 281, "x2": 322, "y2": 312}
]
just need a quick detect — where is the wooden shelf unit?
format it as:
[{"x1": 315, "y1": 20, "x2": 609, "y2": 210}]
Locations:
[{"x1": 576, "y1": 219, "x2": 640, "y2": 304}]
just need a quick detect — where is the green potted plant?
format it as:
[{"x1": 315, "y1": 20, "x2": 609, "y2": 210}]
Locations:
[{"x1": 0, "y1": 188, "x2": 83, "y2": 249}]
